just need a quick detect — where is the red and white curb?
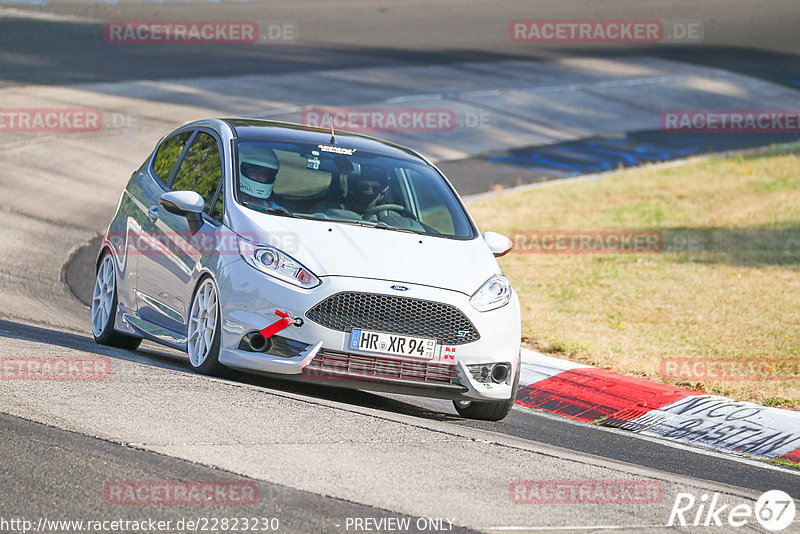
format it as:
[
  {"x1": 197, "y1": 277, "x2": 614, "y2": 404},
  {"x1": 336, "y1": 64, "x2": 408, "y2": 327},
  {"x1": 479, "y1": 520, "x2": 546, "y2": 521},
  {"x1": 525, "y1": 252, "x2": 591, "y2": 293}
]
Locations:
[{"x1": 516, "y1": 349, "x2": 800, "y2": 463}]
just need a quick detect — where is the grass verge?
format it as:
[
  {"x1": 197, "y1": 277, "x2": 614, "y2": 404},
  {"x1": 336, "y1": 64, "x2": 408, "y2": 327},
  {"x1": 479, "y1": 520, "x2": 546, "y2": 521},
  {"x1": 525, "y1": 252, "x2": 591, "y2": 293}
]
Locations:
[
  {"x1": 769, "y1": 458, "x2": 800, "y2": 470},
  {"x1": 469, "y1": 144, "x2": 800, "y2": 409}
]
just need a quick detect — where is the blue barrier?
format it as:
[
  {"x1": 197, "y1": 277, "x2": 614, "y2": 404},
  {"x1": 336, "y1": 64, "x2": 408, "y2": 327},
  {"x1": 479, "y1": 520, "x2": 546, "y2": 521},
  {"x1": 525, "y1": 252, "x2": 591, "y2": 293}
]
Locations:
[{"x1": 487, "y1": 134, "x2": 701, "y2": 176}]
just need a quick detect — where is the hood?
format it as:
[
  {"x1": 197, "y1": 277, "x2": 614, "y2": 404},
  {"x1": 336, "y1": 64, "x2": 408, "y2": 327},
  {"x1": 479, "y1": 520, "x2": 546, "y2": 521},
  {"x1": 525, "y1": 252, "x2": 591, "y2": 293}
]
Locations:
[{"x1": 230, "y1": 210, "x2": 500, "y2": 296}]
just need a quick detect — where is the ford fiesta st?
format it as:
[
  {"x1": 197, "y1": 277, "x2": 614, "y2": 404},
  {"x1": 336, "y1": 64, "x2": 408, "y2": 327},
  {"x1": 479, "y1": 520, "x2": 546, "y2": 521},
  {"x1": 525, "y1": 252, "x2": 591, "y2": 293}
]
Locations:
[{"x1": 91, "y1": 119, "x2": 521, "y2": 420}]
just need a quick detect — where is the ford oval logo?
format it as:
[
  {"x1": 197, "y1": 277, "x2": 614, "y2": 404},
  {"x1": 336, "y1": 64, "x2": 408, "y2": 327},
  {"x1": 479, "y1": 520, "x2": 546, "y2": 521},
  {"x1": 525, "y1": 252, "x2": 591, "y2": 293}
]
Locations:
[{"x1": 390, "y1": 285, "x2": 409, "y2": 291}]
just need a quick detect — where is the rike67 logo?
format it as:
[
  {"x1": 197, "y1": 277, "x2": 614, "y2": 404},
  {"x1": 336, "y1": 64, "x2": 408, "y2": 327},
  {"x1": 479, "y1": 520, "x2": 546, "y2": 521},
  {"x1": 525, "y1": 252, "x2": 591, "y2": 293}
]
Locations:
[{"x1": 668, "y1": 490, "x2": 796, "y2": 531}]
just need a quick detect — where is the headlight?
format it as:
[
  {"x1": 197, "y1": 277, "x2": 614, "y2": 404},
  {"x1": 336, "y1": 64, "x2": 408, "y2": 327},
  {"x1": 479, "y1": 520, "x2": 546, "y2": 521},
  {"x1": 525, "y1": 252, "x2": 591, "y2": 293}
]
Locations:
[
  {"x1": 238, "y1": 238, "x2": 320, "y2": 289},
  {"x1": 470, "y1": 274, "x2": 511, "y2": 312}
]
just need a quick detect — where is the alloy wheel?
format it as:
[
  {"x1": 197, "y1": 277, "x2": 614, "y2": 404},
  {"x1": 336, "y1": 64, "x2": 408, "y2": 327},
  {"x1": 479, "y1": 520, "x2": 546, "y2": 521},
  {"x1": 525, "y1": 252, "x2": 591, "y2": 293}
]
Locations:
[
  {"x1": 188, "y1": 278, "x2": 219, "y2": 367},
  {"x1": 91, "y1": 255, "x2": 115, "y2": 337}
]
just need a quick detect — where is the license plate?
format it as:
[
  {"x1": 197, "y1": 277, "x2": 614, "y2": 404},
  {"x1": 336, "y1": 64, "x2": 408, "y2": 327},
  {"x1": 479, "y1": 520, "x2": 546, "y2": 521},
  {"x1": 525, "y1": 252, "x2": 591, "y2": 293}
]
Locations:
[{"x1": 349, "y1": 328, "x2": 436, "y2": 359}]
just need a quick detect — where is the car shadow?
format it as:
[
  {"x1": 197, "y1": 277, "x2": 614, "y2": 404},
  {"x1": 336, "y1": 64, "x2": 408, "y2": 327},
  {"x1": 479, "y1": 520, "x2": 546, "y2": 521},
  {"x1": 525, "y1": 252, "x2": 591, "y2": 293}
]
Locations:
[{"x1": 0, "y1": 318, "x2": 460, "y2": 422}]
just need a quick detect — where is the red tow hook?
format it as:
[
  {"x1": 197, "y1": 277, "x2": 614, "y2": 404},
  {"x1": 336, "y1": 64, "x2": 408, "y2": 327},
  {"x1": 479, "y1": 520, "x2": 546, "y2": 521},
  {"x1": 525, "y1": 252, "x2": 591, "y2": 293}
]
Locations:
[{"x1": 259, "y1": 310, "x2": 301, "y2": 340}]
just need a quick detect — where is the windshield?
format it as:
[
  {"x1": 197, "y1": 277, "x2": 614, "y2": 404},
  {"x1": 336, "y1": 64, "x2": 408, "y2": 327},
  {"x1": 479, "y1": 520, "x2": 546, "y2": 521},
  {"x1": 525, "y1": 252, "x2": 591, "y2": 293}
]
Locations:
[{"x1": 233, "y1": 140, "x2": 476, "y2": 239}]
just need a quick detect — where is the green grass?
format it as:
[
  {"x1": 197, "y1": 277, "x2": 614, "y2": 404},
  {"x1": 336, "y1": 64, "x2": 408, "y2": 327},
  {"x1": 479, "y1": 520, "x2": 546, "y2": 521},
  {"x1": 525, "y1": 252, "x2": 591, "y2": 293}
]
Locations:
[
  {"x1": 469, "y1": 144, "x2": 800, "y2": 409},
  {"x1": 769, "y1": 458, "x2": 800, "y2": 470}
]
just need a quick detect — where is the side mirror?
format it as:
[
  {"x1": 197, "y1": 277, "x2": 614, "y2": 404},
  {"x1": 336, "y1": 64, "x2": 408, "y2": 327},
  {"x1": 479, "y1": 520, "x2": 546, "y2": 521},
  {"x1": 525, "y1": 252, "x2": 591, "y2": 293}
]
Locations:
[
  {"x1": 160, "y1": 191, "x2": 205, "y2": 234},
  {"x1": 482, "y1": 231, "x2": 513, "y2": 257}
]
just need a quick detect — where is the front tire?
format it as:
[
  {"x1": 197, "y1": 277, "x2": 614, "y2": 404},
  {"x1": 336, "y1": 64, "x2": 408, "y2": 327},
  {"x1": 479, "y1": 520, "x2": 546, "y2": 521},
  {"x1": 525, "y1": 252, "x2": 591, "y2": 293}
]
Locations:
[
  {"x1": 186, "y1": 276, "x2": 225, "y2": 376},
  {"x1": 453, "y1": 359, "x2": 521, "y2": 421},
  {"x1": 91, "y1": 253, "x2": 142, "y2": 350}
]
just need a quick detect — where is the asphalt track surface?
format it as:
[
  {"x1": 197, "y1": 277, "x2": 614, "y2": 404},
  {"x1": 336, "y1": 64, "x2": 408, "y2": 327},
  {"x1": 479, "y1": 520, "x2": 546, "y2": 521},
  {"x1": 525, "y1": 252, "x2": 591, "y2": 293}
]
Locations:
[
  {"x1": 1, "y1": 412, "x2": 461, "y2": 534},
  {"x1": 0, "y1": 0, "x2": 799, "y2": 88},
  {"x1": 2, "y1": 1, "x2": 800, "y2": 532}
]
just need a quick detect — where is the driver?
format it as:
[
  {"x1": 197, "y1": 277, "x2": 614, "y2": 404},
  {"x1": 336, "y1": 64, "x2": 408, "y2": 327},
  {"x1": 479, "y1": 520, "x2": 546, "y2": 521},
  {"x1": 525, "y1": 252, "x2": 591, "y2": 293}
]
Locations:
[
  {"x1": 238, "y1": 145, "x2": 282, "y2": 208},
  {"x1": 344, "y1": 165, "x2": 389, "y2": 214}
]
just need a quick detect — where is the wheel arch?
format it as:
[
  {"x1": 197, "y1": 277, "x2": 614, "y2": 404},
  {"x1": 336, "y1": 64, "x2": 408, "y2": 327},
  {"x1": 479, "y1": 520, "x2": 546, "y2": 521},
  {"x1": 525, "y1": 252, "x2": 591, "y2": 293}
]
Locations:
[{"x1": 96, "y1": 243, "x2": 115, "y2": 271}]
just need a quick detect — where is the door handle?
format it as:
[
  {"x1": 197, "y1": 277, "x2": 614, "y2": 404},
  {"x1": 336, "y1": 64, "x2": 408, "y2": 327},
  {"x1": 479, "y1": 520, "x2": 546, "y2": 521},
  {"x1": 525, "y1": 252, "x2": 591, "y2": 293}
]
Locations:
[{"x1": 147, "y1": 206, "x2": 159, "y2": 221}]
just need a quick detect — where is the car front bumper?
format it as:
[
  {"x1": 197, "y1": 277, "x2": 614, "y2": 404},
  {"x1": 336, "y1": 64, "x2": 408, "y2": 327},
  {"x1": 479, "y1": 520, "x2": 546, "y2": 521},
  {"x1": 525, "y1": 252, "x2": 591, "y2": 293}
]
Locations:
[{"x1": 215, "y1": 259, "x2": 521, "y2": 401}]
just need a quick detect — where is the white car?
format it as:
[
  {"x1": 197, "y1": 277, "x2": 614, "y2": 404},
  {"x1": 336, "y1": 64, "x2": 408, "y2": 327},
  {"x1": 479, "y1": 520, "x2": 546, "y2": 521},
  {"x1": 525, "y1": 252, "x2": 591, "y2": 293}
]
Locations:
[{"x1": 92, "y1": 119, "x2": 521, "y2": 420}]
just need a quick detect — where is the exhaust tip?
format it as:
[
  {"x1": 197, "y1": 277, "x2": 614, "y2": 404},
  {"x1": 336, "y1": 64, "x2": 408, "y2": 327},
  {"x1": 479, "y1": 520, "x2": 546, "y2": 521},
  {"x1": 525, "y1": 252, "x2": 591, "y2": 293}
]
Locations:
[
  {"x1": 491, "y1": 363, "x2": 510, "y2": 384},
  {"x1": 240, "y1": 332, "x2": 270, "y2": 352},
  {"x1": 248, "y1": 332, "x2": 268, "y2": 352}
]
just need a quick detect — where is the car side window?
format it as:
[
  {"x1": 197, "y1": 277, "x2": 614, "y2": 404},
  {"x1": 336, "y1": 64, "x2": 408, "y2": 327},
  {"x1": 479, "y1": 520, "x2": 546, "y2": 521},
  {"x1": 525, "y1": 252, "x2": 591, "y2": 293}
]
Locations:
[
  {"x1": 209, "y1": 182, "x2": 224, "y2": 220},
  {"x1": 406, "y1": 168, "x2": 456, "y2": 235},
  {"x1": 171, "y1": 132, "x2": 224, "y2": 220},
  {"x1": 153, "y1": 131, "x2": 192, "y2": 185}
]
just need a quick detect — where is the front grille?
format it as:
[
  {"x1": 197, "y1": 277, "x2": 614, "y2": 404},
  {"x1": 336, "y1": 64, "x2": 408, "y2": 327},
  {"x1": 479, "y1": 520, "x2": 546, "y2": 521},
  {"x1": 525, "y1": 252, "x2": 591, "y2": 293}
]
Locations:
[
  {"x1": 305, "y1": 292, "x2": 480, "y2": 345},
  {"x1": 305, "y1": 349, "x2": 458, "y2": 384}
]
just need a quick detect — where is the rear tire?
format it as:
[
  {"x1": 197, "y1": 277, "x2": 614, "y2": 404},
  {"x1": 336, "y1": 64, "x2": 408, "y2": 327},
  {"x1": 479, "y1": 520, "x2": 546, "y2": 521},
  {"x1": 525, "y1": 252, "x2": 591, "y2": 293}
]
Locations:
[
  {"x1": 453, "y1": 359, "x2": 520, "y2": 421},
  {"x1": 91, "y1": 253, "x2": 142, "y2": 350}
]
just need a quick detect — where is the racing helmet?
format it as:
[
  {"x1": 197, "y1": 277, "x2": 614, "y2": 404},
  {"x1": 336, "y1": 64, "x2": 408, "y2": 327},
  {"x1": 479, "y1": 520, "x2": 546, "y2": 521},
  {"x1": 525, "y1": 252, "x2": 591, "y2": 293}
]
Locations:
[{"x1": 238, "y1": 144, "x2": 280, "y2": 202}]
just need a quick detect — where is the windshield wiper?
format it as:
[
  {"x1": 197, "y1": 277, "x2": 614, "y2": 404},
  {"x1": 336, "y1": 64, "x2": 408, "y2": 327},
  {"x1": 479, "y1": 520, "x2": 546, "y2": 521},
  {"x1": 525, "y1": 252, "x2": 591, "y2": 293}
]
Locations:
[
  {"x1": 356, "y1": 220, "x2": 389, "y2": 229},
  {"x1": 245, "y1": 204, "x2": 296, "y2": 218},
  {"x1": 356, "y1": 220, "x2": 424, "y2": 235}
]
